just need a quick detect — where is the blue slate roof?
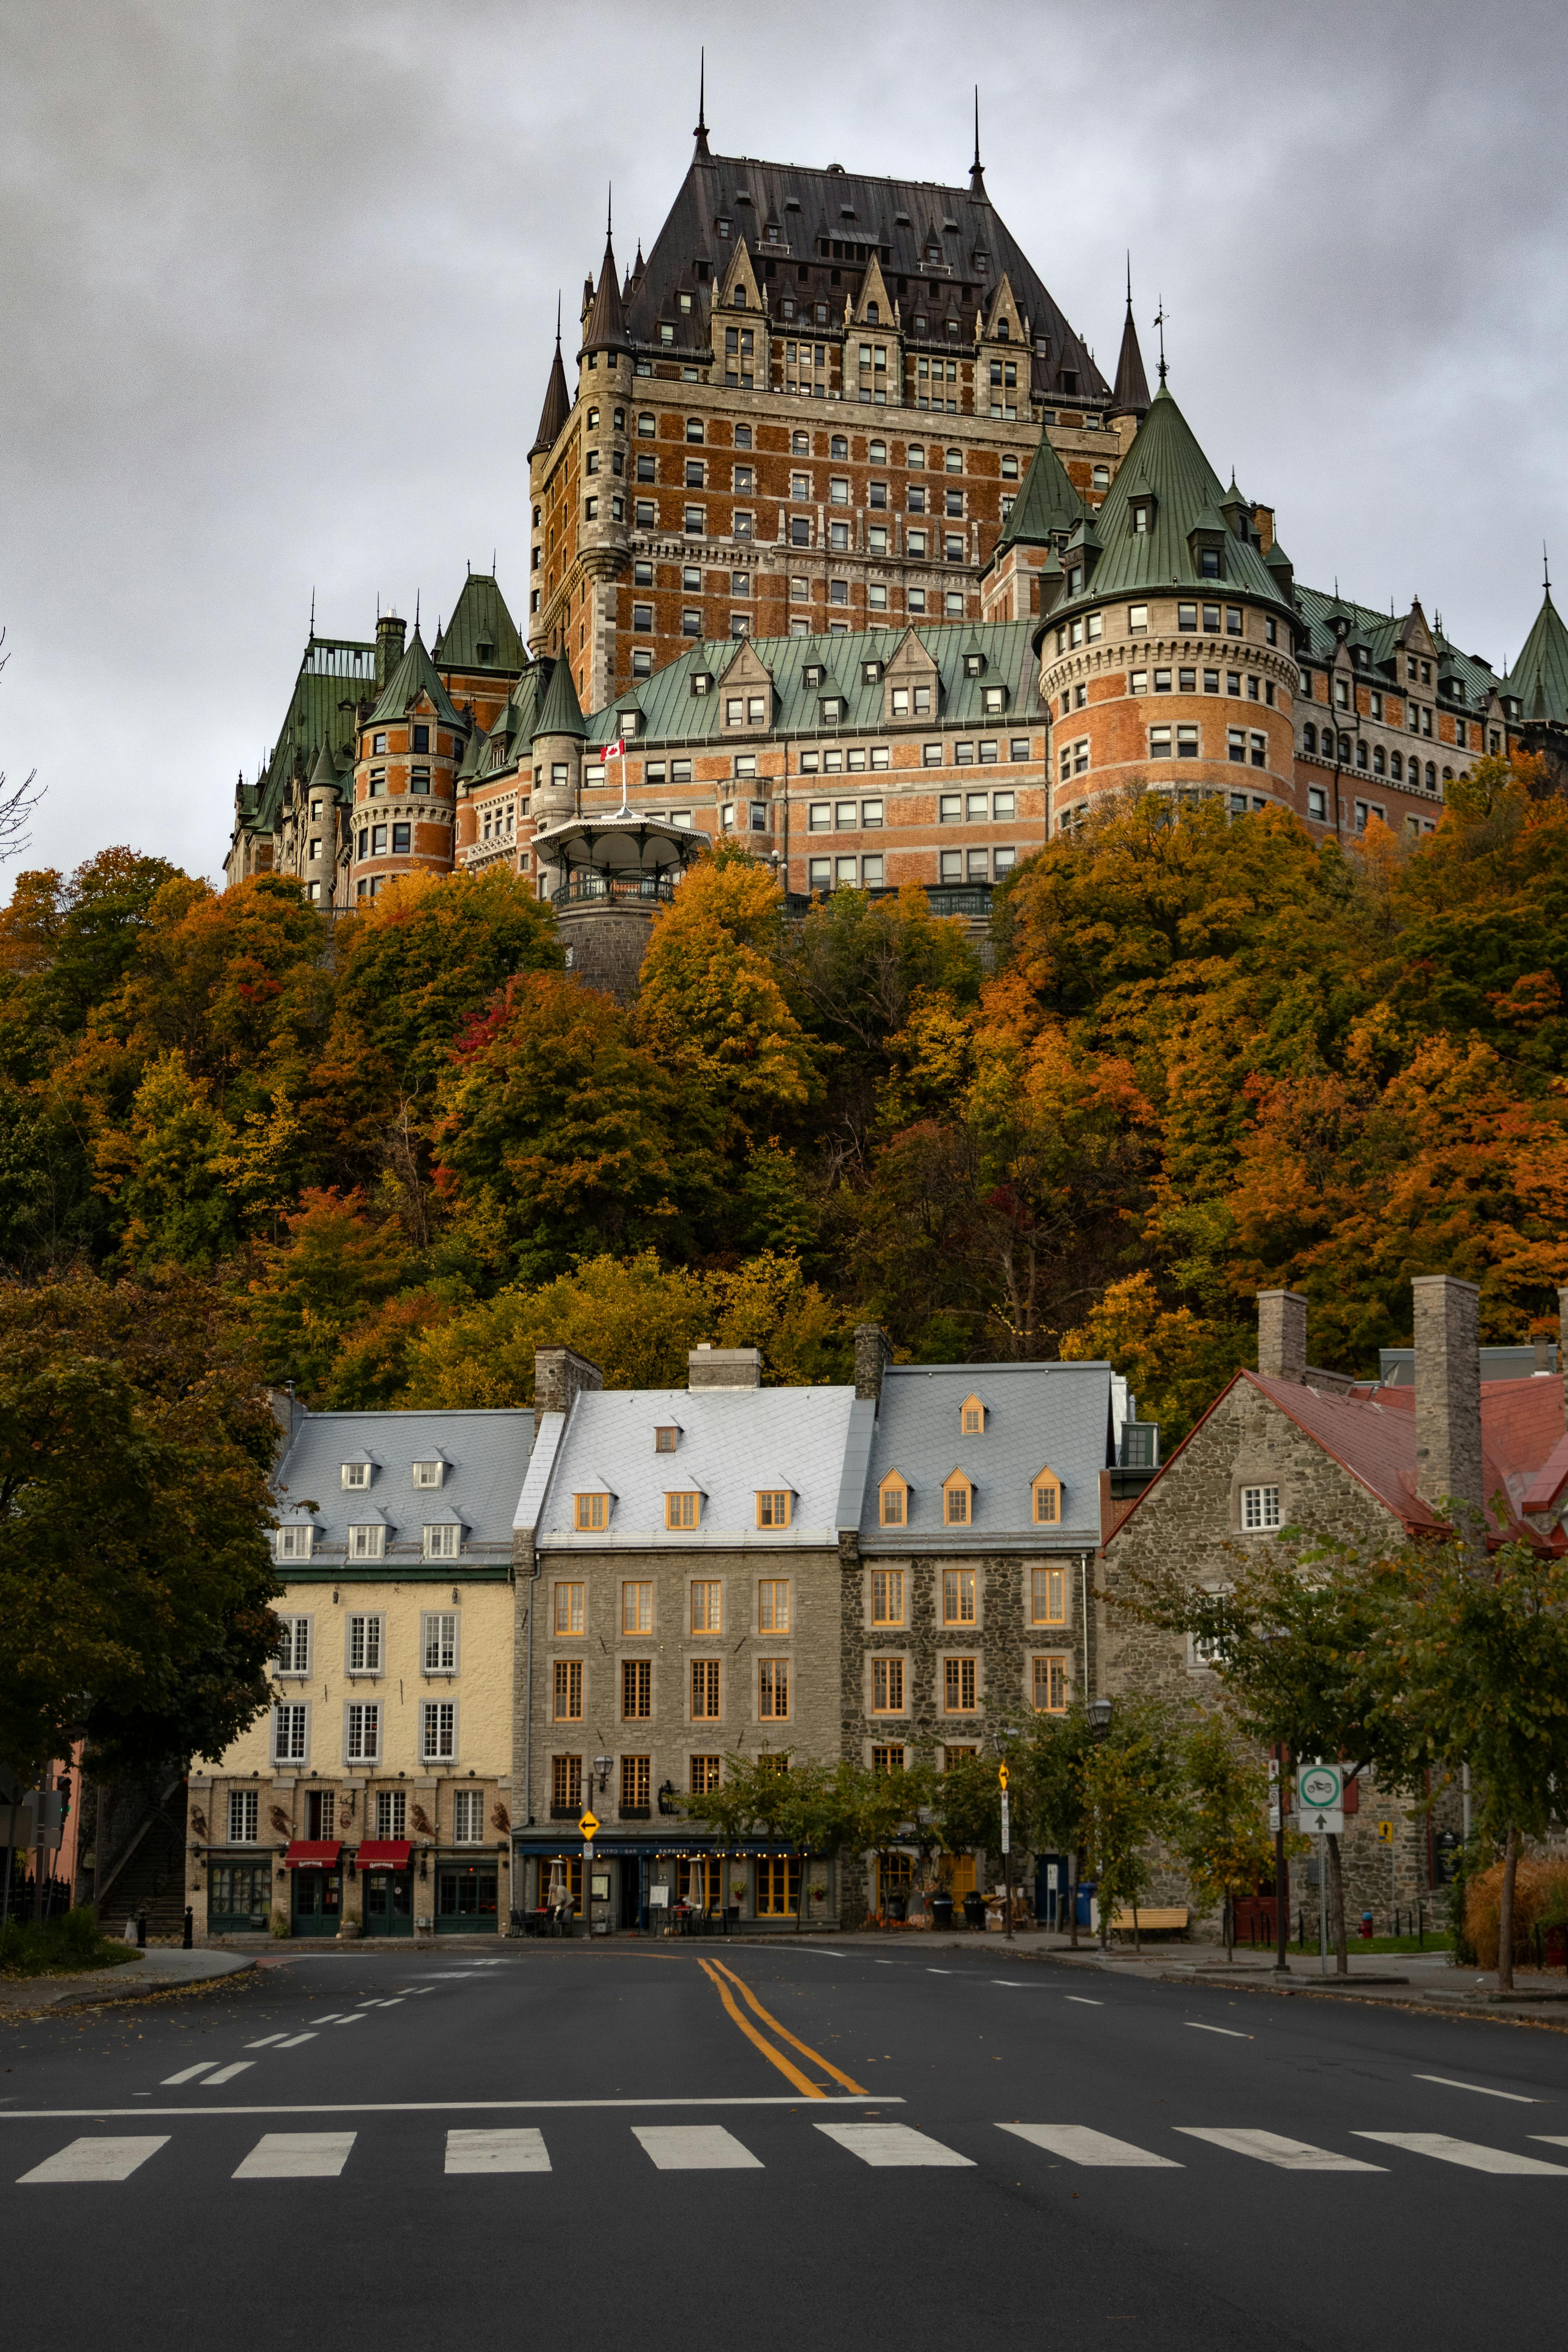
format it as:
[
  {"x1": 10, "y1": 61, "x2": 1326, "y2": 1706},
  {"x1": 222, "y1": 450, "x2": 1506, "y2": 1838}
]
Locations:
[
  {"x1": 274, "y1": 1410, "x2": 534, "y2": 1567},
  {"x1": 854, "y1": 1361, "x2": 1120, "y2": 1551}
]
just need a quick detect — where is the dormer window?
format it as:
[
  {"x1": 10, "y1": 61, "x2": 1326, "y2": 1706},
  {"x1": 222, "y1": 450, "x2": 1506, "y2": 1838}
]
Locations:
[
  {"x1": 964, "y1": 652, "x2": 985, "y2": 678},
  {"x1": 342, "y1": 1460, "x2": 372, "y2": 1490},
  {"x1": 716, "y1": 217, "x2": 731, "y2": 239},
  {"x1": 617, "y1": 711, "x2": 641, "y2": 739},
  {"x1": 423, "y1": 1522, "x2": 461, "y2": 1559},
  {"x1": 733, "y1": 288, "x2": 747, "y2": 309},
  {"x1": 862, "y1": 661, "x2": 882, "y2": 683},
  {"x1": 755, "y1": 1488, "x2": 793, "y2": 1528},
  {"x1": 275, "y1": 1524, "x2": 315, "y2": 1562},
  {"x1": 878, "y1": 1470, "x2": 909, "y2": 1528},
  {"x1": 691, "y1": 672, "x2": 713, "y2": 697},
  {"x1": 982, "y1": 685, "x2": 1006, "y2": 714},
  {"x1": 1131, "y1": 502, "x2": 1151, "y2": 534},
  {"x1": 655, "y1": 1426, "x2": 681, "y2": 1454},
  {"x1": 821, "y1": 695, "x2": 845, "y2": 722},
  {"x1": 802, "y1": 663, "x2": 825, "y2": 688},
  {"x1": 574, "y1": 1492, "x2": 611, "y2": 1532},
  {"x1": 866, "y1": 301, "x2": 879, "y2": 324},
  {"x1": 942, "y1": 1470, "x2": 975, "y2": 1526},
  {"x1": 665, "y1": 1489, "x2": 703, "y2": 1530},
  {"x1": 412, "y1": 1460, "x2": 444, "y2": 1490},
  {"x1": 959, "y1": 1392, "x2": 987, "y2": 1435},
  {"x1": 1031, "y1": 1467, "x2": 1063, "y2": 1525},
  {"x1": 348, "y1": 1521, "x2": 386, "y2": 1561}
]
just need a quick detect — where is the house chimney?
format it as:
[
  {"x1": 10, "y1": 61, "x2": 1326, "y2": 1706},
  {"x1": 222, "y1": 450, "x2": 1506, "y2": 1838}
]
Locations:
[
  {"x1": 375, "y1": 611, "x2": 407, "y2": 693},
  {"x1": 1256, "y1": 1290, "x2": 1307, "y2": 1384},
  {"x1": 1411, "y1": 1276, "x2": 1483, "y2": 1521},
  {"x1": 532, "y1": 1345, "x2": 603, "y2": 1440},
  {"x1": 854, "y1": 1322, "x2": 893, "y2": 1403},
  {"x1": 687, "y1": 1344, "x2": 761, "y2": 1390}
]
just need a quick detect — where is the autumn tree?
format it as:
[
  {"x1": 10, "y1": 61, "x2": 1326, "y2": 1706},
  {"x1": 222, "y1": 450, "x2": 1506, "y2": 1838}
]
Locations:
[{"x1": 1174, "y1": 1711, "x2": 1276, "y2": 1960}]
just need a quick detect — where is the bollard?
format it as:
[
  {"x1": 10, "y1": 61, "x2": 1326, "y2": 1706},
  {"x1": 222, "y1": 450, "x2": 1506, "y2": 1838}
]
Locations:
[
  {"x1": 183, "y1": 1907, "x2": 194, "y2": 1950},
  {"x1": 135, "y1": 1911, "x2": 147, "y2": 1948}
]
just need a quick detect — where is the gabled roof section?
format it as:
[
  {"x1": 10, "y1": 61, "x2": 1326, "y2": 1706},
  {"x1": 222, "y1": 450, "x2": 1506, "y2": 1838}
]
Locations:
[
  {"x1": 434, "y1": 573, "x2": 526, "y2": 677},
  {"x1": 858, "y1": 1361, "x2": 1115, "y2": 1549},
  {"x1": 530, "y1": 325, "x2": 572, "y2": 457},
  {"x1": 993, "y1": 425, "x2": 1084, "y2": 556},
  {"x1": 535, "y1": 654, "x2": 587, "y2": 740},
  {"x1": 367, "y1": 625, "x2": 462, "y2": 729},
  {"x1": 1294, "y1": 584, "x2": 1499, "y2": 707},
  {"x1": 1052, "y1": 386, "x2": 1289, "y2": 617},
  {"x1": 274, "y1": 1409, "x2": 535, "y2": 1563},
  {"x1": 1502, "y1": 586, "x2": 1568, "y2": 726},
  {"x1": 621, "y1": 148, "x2": 1108, "y2": 404}
]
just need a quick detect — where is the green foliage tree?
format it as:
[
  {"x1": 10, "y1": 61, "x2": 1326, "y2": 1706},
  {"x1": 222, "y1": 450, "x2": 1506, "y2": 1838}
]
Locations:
[
  {"x1": 1020, "y1": 1704, "x2": 1098, "y2": 1947},
  {"x1": 1174, "y1": 1711, "x2": 1276, "y2": 1960},
  {"x1": 1079, "y1": 1701, "x2": 1183, "y2": 1949}
]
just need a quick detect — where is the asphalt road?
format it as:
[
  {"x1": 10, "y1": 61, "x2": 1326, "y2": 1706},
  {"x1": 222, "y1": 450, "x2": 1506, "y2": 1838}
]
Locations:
[{"x1": 3, "y1": 1938, "x2": 1566, "y2": 2351}]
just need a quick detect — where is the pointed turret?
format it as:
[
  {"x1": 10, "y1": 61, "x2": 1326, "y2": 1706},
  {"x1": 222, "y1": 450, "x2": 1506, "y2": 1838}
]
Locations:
[
  {"x1": 535, "y1": 653, "x2": 587, "y2": 741},
  {"x1": 1110, "y1": 267, "x2": 1151, "y2": 420},
  {"x1": 693, "y1": 49, "x2": 711, "y2": 161},
  {"x1": 1501, "y1": 583, "x2": 1568, "y2": 729},
  {"x1": 581, "y1": 203, "x2": 628, "y2": 358},
  {"x1": 530, "y1": 309, "x2": 570, "y2": 457},
  {"x1": 367, "y1": 624, "x2": 462, "y2": 730},
  {"x1": 994, "y1": 425, "x2": 1085, "y2": 554},
  {"x1": 307, "y1": 737, "x2": 345, "y2": 801}
]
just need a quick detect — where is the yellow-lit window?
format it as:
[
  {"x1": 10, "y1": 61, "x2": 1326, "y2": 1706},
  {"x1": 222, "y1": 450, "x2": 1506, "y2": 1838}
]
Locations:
[
  {"x1": 1033, "y1": 1653, "x2": 1068, "y2": 1713},
  {"x1": 554, "y1": 1582, "x2": 584, "y2": 1635},
  {"x1": 691, "y1": 1581, "x2": 722, "y2": 1633},
  {"x1": 622, "y1": 1658, "x2": 652, "y2": 1719},
  {"x1": 621, "y1": 1754, "x2": 650, "y2": 1809},
  {"x1": 943, "y1": 1568, "x2": 977, "y2": 1625},
  {"x1": 871, "y1": 1657, "x2": 904, "y2": 1712},
  {"x1": 550, "y1": 1755, "x2": 582, "y2": 1811},
  {"x1": 756, "y1": 1490, "x2": 791, "y2": 1528},
  {"x1": 871, "y1": 1569, "x2": 905, "y2": 1626},
  {"x1": 622, "y1": 1580, "x2": 652, "y2": 1634},
  {"x1": 944, "y1": 1477, "x2": 972, "y2": 1526},
  {"x1": 755, "y1": 1856, "x2": 801, "y2": 1916},
  {"x1": 1032, "y1": 1469, "x2": 1062, "y2": 1524},
  {"x1": 553, "y1": 1659, "x2": 583, "y2": 1721},
  {"x1": 944, "y1": 1656, "x2": 977, "y2": 1712},
  {"x1": 871, "y1": 1743, "x2": 905, "y2": 1774},
  {"x1": 758, "y1": 1657, "x2": 790, "y2": 1719},
  {"x1": 666, "y1": 1490, "x2": 701, "y2": 1530},
  {"x1": 1031, "y1": 1567, "x2": 1066, "y2": 1625},
  {"x1": 690, "y1": 1754, "x2": 721, "y2": 1795},
  {"x1": 574, "y1": 1492, "x2": 607, "y2": 1531},
  {"x1": 943, "y1": 1744, "x2": 978, "y2": 1769},
  {"x1": 758, "y1": 1579, "x2": 790, "y2": 1632},
  {"x1": 879, "y1": 1474, "x2": 907, "y2": 1527},
  {"x1": 691, "y1": 1658, "x2": 722, "y2": 1719}
]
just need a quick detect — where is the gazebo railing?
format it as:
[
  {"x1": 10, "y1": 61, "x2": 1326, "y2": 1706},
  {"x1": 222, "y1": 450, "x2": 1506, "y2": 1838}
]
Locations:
[{"x1": 552, "y1": 871, "x2": 678, "y2": 909}]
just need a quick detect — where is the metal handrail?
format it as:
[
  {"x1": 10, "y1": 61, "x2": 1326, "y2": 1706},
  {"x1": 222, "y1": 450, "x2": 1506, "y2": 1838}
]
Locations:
[{"x1": 552, "y1": 872, "x2": 677, "y2": 909}]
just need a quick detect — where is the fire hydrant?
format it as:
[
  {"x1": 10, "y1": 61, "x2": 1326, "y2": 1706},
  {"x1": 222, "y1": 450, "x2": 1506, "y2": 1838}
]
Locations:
[{"x1": 1360, "y1": 1910, "x2": 1374, "y2": 1940}]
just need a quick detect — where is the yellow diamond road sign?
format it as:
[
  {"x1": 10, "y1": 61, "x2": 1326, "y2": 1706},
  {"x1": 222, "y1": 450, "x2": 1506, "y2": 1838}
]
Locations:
[{"x1": 579, "y1": 1810, "x2": 599, "y2": 1840}]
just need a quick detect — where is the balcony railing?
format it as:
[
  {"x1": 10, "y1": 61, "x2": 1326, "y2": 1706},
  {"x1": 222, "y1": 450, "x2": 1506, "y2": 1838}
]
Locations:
[
  {"x1": 619, "y1": 1805, "x2": 652, "y2": 1821},
  {"x1": 548, "y1": 1803, "x2": 583, "y2": 1821},
  {"x1": 786, "y1": 883, "x2": 994, "y2": 920},
  {"x1": 552, "y1": 872, "x2": 677, "y2": 911}
]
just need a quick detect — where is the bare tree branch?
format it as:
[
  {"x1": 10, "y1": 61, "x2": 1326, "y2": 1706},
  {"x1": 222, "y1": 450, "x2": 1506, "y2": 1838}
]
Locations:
[{"x1": 0, "y1": 626, "x2": 45, "y2": 866}]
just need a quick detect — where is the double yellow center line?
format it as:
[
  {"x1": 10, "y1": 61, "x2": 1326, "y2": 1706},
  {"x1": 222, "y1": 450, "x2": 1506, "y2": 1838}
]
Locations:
[{"x1": 698, "y1": 1958, "x2": 866, "y2": 2099}]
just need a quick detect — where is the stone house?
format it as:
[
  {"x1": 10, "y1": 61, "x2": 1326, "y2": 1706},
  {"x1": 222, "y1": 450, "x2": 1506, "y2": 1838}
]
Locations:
[
  {"x1": 193, "y1": 1406, "x2": 530, "y2": 1944},
  {"x1": 1100, "y1": 1279, "x2": 1568, "y2": 1928}
]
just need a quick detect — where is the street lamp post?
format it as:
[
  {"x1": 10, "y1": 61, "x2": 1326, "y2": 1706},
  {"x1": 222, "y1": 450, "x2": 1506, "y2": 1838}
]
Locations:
[
  {"x1": 1087, "y1": 1699, "x2": 1112, "y2": 1950},
  {"x1": 584, "y1": 1756, "x2": 612, "y2": 1940}
]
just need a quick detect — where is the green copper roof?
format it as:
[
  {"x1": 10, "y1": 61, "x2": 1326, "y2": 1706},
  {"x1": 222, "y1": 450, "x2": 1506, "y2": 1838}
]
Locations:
[
  {"x1": 1502, "y1": 587, "x2": 1568, "y2": 726},
  {"x1": 992, "y1": 426, "x2": 1084, "y2": 556},
  {"x1": 367, "y1": 624, "x2": 462, "y2": 729},
  {"x1": 434, "y1": 574, "x2": 526, "y2": 676},
  {"x1": 1293, "y1": 584, "x2": 1498, "y2": 710},
  {"x1": 535, "y1": 654, "x2": 587, "y2": 739},
  {"x1": 247, "y1": 634, "x2": 376, "y2": 837},
  {"x1": 1050, "y1": 385, "x2": 1288, "y2": 618}
]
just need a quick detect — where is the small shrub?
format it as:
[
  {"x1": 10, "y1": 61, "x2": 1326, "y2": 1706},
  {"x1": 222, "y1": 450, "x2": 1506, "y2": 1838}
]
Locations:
[
  {"x1": 0, "y1": 1906, "x2": 133, "y2": 1978},
  {"x1": 270, "y1": 1912, "x2": 291, "y2": 1939},
  {"x1": 1463, "y1": 1857, "x2": 1568, "y2": 1969}
]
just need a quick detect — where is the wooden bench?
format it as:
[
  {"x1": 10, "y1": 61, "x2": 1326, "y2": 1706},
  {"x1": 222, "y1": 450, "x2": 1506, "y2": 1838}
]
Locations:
[{"x1": 1109, "y1": 1907, "x2": 1189, "y2": 1942}]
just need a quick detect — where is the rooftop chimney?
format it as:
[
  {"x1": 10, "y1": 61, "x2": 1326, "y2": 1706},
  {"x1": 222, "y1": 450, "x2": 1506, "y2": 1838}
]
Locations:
[
  {"x1": 688, "y1": 1344, "x2": 761, "y2": 1390},
  {"x1": 1411, "y1": 1275, "x2": 1483, "y2": 1522},
  {"x1": 1256, "y1": 1290, "x2": 1307, "y2": 1384},
  {"x1": 375, "y1": 611, "x2": 407, "y2": 693},
  {"x1": 532, "y1": 1345, "x2": 603, "y2": 1440},
  {"x1": 854, "y1": 1323, "x2": 893, "y2": 1404}
]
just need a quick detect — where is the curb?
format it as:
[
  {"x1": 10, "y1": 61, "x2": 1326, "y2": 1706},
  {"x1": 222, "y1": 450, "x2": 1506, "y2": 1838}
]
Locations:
[{"x1": 2, "y1": 1959, "x2": 258, "y2": 2018}]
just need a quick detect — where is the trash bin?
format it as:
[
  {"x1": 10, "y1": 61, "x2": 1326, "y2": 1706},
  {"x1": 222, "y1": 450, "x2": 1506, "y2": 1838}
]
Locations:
[
  {"x1": 887, "y1": 1894, "x2": 907, "y2": 1923},
  {"x1": 963, "y1": 1891, "x2": 986, "y2": 1931},
  {"x1": 930, "y1": 1893, "x2": 954, "y2": 1931}
]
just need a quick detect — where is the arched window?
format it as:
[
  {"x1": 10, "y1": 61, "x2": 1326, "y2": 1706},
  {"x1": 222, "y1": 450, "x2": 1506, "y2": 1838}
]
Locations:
[
  {"x1": 1338, "y1": 734, "x2": 1352, "y2": 764},
  {"x1": 866, "y1": 300, "x2": 879, "y2": 323},
  {"x1": 831, "y1": 435, "x2": 848, "y2": 459},
  {"x1": 1442, "y1": 765, "x2": 1453, "y2": 783},
  {"x1": 1373, "y1": 745, "x2": 1386, "y2": 776},
  {"x1": 1303, "y1": 722, "x2": 1317, "y2": 753},
  {"x1": 1390, "y1": 751, "x2": 1403, "y2": 780},
  {"x1": 1425, "y1": 760, "x2": 1437, "y2": 788}
]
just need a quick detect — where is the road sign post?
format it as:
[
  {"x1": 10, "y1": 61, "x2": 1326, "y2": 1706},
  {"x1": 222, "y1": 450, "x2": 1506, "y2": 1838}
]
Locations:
[
  {"x1": 579, "y1": 1810, "x2": 599, "y2": 1938},
  {"x1": 1296, "y1": 1766, "x2": 1345, "y2": 1976},
  {"x1": 1377, "y1": 1817, "x2": 1395, "y2": 1927},
  {"x1": 998, "y1": 1762, "x2": 1013, "y2": 1943}
]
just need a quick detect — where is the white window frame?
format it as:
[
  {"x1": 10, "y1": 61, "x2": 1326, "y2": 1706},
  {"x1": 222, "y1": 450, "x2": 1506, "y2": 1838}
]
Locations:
[
  {"x1": 421, "y1": 1697, "x2": 458, "y2": 1763},
  {"x1": 276, "y1": 1615, "x2": 311, "y2": 1677},
  {"x1": 422, "y1": 1610, "x2": 460, "y2": 1675},
  {"x1": 272, "y1": 1700, "x2": 310, "y2": 1766},
  {"x1": 375, "y1": 1788, "x2": 407, "y2": 1838},
  {"x1": 344, "y1": 1699, "x2": 381, "y2": 1764},
  {"x1": 453, "y1": 1788, "x2": 486, "y2": 1845},
  {"x1": 412, "y1": 1459, "x2": 444, "y2": 1490},
  {"x1": 348, "y1": 1522, "x2": 386, "y2": 1561},
  {"x1": 346, "y1": 1612, "x2": 383, "y2": 1676},
  {"x1": 227, "y1": 1788, "x2": 259, "y2": 1844},
  {"x1": 423, "y1": 1522, "x2": 461, "y2": 1560},
  {"x1": 341, "y1": 1460, "x2": 372, "y2": 1490},
  {"x1": 1240, "y1": 1484, "x2": 1282, "y2": 1532},
  {"x1": 275, "y1": 1523, "x2": 314, "y2": 1562}
]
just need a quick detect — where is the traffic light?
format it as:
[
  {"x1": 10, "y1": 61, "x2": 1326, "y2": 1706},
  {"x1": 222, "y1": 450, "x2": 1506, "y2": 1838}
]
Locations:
[{"x1": 55, "y1": 1774, "x2": 72, "y2": 1821}]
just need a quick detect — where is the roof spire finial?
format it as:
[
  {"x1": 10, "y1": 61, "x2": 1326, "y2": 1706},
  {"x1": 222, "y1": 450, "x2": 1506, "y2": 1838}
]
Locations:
[
  {"x1": 309, "y1": 585, "x2": 316, "y2": 638},
  {"x1": 1154, "y1": 296, "x2": 1168, "y2": 384},
  {"x1": 694, "y1": 47, "x2": 710, "y2": 158},
  {"x1": 969, "y1": 86, "x2": 986, "y2": 195},
  {"x1": 1545, "y1": 540, "x2": 1552, "y2": 597},
  {"x1": 414, "y1": 590, "x2": 420, "y2": 635},
  {"x1": 555, "y1": 290, "x2": 561, "y2": 348},
  {"x1": 606, "y1": 184, "x2": 613, "y2": 249}
]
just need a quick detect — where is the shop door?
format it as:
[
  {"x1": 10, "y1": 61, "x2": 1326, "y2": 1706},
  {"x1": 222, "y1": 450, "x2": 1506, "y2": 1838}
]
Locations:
[
  {"x1": 437, "y1": 1862, "x2": 499, "y2": 1933},
  {"x1": 291, "y1": 1870, "x2": 341, "y2": 1937},
  {"x1": 620, "y1": 1855, "x2": 646, "y2": 1931},
  {"x1": 362, "y1": 1870, "x2": 413, "y2": 1938}
]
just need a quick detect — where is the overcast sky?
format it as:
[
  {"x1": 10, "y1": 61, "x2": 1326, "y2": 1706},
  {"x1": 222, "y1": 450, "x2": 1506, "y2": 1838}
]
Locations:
[{"x1": 2, "y1": 0, "x2": 1565, "y2": 893}]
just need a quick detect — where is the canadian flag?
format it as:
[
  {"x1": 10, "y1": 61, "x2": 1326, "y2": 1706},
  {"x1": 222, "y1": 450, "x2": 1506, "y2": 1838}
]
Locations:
[{"x1": 602, "y1": 738, "x2": 624, "y2": 761}]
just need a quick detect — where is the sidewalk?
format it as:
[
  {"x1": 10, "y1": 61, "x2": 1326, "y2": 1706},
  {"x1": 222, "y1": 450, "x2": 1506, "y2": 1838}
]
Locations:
[{"x1": 0, "y1": 1946, "x2": 255, "y2": 2018}]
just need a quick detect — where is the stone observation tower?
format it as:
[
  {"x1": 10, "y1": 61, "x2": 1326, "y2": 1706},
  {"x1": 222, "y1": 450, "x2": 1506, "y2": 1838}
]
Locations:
[{"x1": 531, "y1": 797, "x2": 711, "y2": 1001}]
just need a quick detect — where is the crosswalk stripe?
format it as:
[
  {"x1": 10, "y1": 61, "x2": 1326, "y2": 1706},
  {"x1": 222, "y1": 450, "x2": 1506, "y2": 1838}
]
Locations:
[
  {"x1": 203, "y1": 2063, "x2": 254, "y2": 2087},
  {"x1": 999, "y1": 2124, "x2": 1180, "y2": 2168},
  {"x1": 816, "y1": 2122, "x2": 973, "y2": 2168},
  {"x1": 275, "y1": 2034, "x2": 316, "y2": 2049},
  {"x1": 1355, "y1": 2132, "x2": 1568, "y2": 2175},
  {"x1": 633, "y1": 2125, "x2": 764, "y2": 2171},
  {"x1": 1176, "y1": 2129, "x2": 1383, "y2": 2172},
  {"x1": 1414, "y1": 2075, "x2": 1536, "y2": 2103},
  {"x1": 445, "y1": 2128, "x2": 551, "y2": 2174},
  {"x1": 332, "y1": 2017, "x2": 366, "y2": 2027},
  {"x1": 245, "y1": 2035, "x2": 289, "y2": 2049},
  {"x1": 233, "y1": 2132, "x2": 356, "y2": 2180},
  {"x1": 1531, "y1": 2136, "x2": 1568, "y2": 2151},
  {"x1": 161, "y1": 2063, "x2": 217, "y2": 2085},
  {"x1": 18, "y1": 2137, "x2": 169, "y2": 2185}
]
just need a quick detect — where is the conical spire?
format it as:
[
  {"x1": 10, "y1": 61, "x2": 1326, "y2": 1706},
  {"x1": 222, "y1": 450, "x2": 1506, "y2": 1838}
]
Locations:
[
  {"x1": 530, "y1": 298, "x2": 570, "y2": 456},
  {"x1": 994, "y1": 423, "x2": 1085, "y2": 554},
  {"x1": 1111, "y1": 260, "x2": 1151, "y2": 419},
  {"x1": 367, "y1": 623, "x2": 463, "y2": 729},
  {"x1": 308, "y1": 737, "x2": 342, "y2": 795},
  {"x1": 581, "y1": 197, "x2": 628, "y2": 357},
  {"x1": 536, "y1": 654, "x2": 586, "y2": 740},
  {"x1": 969, "y1": 87, "x2": 986, "y2": 196},
  {"x1": 1502, "y1": 578, "x2": 1568, "y2": 728},
  {"x1": 694, "y1": 48, "x2": 710, "y2": 160}
]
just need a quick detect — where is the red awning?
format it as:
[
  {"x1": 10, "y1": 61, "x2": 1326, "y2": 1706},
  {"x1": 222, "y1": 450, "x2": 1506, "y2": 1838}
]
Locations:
[
  {"x1": 283, "y1": 1840, "x2": 342, "y2": 1870},
  {"x1": 356, "y1": 1840, "x2": 412, "y2": 1872}
]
